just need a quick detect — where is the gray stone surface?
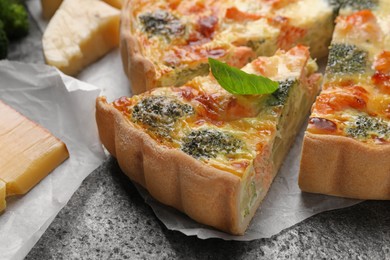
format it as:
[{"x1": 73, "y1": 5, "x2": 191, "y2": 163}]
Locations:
[
  {"x1": 25, "y1": 158, "x2": 390, "y2": 259},
  {"x1": 8, "y1": 6, "x2": 390, "y2": 260}
]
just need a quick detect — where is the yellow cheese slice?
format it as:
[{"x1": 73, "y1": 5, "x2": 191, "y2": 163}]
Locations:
[
  {"x1": 102, "y1": 0, "x2": 122, "y2": 9},
  {"x1": 42, "y1": 0, "x2": 120, "y2": 76},
  {"x1": 0, "y1": 180, "x2": 5, "y2": 213},
  {"x1": 40, "y1": 0, "x2": 63, "y2": 20},
  {"x1": 0, "y1": 101, "x2": 69, "y2": 196}
]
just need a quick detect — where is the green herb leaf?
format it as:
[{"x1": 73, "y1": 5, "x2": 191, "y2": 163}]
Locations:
[{"x1": 208, "y1": 58, "x2": 279, "y2": 95}]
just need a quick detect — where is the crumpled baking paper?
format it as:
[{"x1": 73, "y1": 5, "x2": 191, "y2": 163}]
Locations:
[
  {"x1": 0, "y1": 61, "x2": 106, "y2": 260},
  {"x1": 24, "y1": 0, "x2": 361, "y2": 244}
]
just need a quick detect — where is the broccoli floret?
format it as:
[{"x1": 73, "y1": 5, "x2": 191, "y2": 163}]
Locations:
[
  {"x1": 246, "y1": 39, "x2": 266, "y2": 54},
  {"x1": 139, "y1": 10, "x2": 185, "y2": 40},
  {"x1": 172, "y1": 63, "x2": 210, "y2": 86},
  {"x1": 327, "y1": 0, "x2": 378, "y2": 12},
  {"x1": 327, "y1": 44, "x2": 368, "y2": 74},
  {"x1": 0, "y1": 21, "x2": 8, "y2": 59},
  {"x1": 132, "y1": 96, "x2": 194, "y2": 138},
  {"x1": 181, "y1": 129, "x2": 244, "y2": 159},
  {"x1": 267, "y1": 79, "x2": 296, "y2": 106},
  {"x1": 345, "y1": 114, "x2": 390, "y2": 140},
  {"x1": 327, "y1": 0, "x2": 342, "y2": 12},
  {"x1": 341, "y1": 0, "x2": 378, "y2": 11},
  {"x1": 0, "y1": 0, "x2": 29, "y2": 40}
]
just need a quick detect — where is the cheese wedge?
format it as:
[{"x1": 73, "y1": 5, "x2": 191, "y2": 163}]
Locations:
[
  {"x1": 42, "y1": 0, "x2": 120, "y2": 76},
  {"x1": 0, "y1": 180, "x2": 5, "y2": 213},
  {"x1": 40, "y1": 0, "x2": 63, "y2": 20},
  {"x1": 0, "y1": 101, "x2": 69, "y2": 198}
]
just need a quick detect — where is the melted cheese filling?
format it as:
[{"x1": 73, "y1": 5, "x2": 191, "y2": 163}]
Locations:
[
  {"x1": 307, "y1": 1, "x2": 390, "y2": 144},
  {"x1": 130, "y1": 0, "x2": 333, "y2": 87}
]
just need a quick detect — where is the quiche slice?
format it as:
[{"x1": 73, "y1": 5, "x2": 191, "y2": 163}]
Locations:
[
  {"x1": 120, "y1": 0, "x2": 334, "y2": 94},
  {"x1": 299, "y1": 3, "x2": 390, "y2": 199},
  {"x1": 96, "y1": 46, "x2": 321, "y2": 234}
]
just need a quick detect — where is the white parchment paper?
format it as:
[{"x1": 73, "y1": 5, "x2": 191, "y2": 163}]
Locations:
[
  {"x1": 0, "y1": 61, "x2": 106, "y2": 259},
  {"x1": 23, "y1": 0, "x2": 362, "y2": 244}
]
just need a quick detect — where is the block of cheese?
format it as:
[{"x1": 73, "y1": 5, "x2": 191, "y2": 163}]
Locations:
[
  {"x1": 0, "y1": 180, "x2": 5, "y2": 213},
  {"x1": 40, "y1": 0, "x2": 63, "y2": 20},
  {"x1": 42, "y1": 0, "x2": 120, "y2": 76},
  {"x1": 0, "y1": 101, "x2": 69, "y2": 199}
]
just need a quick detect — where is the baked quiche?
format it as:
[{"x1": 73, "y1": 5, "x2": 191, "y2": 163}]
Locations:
[
  {"x1": 96, "y1": 46, "x2": 321, "y2": 234},
  {"x1": 120, "y1": 0, "x2": 334, "y2": 94},
  {"x1": 299, "y1": 2, "x2": 390, "y2": 199}
]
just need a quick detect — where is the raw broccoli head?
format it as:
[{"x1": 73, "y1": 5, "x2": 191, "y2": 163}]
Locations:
[
  {"x1": 0, "y1": 20, "x2": 8, "y2": 59},
  {"x1": 327, "y1": 44, "x2": 368, "y2": 74},
  {"x1": 0, "y1": 0, "x2": 29, "y2": 40}
]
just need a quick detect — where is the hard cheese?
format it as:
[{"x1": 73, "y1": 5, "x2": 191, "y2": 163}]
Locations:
[
  {"x1": 42, "y1": 0, "x2": 120, "y2": 76},
  {"x1": 0, "y1": 101, "x2": 69, "y2": 212}
]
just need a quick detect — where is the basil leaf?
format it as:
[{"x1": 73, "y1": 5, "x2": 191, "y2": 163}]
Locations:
[{"x1": 208, "y1": 58, "x2": 279, "y2": 95}]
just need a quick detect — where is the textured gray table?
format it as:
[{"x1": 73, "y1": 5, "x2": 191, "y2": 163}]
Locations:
[{"x1": 8, "y1": 11, "x2": 390, "y2": 259}]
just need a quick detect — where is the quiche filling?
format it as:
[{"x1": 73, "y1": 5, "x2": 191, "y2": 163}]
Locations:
[
  {"x1": 127, "y1": 0, "x2": 333, "y2": 89},
  {"x1": 110, "y1": 46, "x2": 321, "y2": 222},
  {"x1": 307, "y1": 6, "x2": 390, "y2": 145}
]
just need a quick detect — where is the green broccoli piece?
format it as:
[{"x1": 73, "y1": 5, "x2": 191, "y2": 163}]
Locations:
[
  {"x1": 327, "y1": 0, "x2": 343, "y2": 14},
  {"x1": 267, "y1": 79, "x2": 296, "y2": 107},
  {"x1": 132, "y1": 96, "x2": 194, "y2": 138},
  {"x1": 173, "y1": 63, "x2": 210, "y2": 86},
  {"x1": 327, "y1": 44, "x2": 368, "y2": 74},
  {"x1": 0, "y1": 0, "x2": 29, "y2": 40},
  {"x1": 139, "y1": 9, "x2": 185, "y2": 40},
  {"x1": 181, "y1": 129, "x2": 244, "y2": 159},
  {"x1": 246, "y1": 39, "x2": 266, "y2": 55},
  {"x1": 340, "y1": 0, "x2": 378, "y2": 11},
  {"x1": 328, "y1": 0, "x2": 378, "y2": 12},
  {"x1": 0, "y1": 21, "x2": 8, "y2": 59},
  {"x1": 345, "y1": 114, "x2": 390, "y2": 140}
]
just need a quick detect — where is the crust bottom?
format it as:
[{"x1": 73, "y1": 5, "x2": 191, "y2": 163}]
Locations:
[{"x1": 299, "y1": 133, "x2": 390, "y2": 200}]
